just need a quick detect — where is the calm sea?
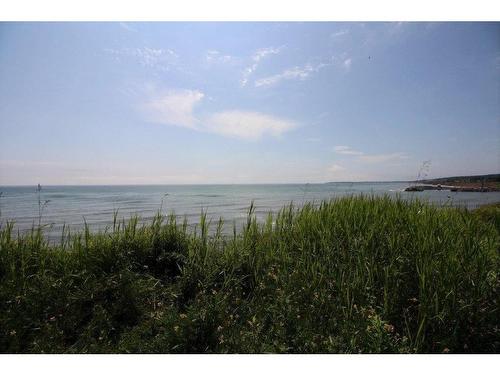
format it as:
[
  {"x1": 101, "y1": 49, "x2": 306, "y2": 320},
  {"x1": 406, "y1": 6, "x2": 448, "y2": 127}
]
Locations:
[{"x1": 1, "y1": 183, "x2": 499, "y2": 238}]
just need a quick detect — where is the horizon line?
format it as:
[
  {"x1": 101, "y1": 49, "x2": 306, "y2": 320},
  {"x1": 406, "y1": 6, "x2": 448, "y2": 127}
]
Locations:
[{"x1": 0, "y1": 180, "x2": 414, "y2": 187}]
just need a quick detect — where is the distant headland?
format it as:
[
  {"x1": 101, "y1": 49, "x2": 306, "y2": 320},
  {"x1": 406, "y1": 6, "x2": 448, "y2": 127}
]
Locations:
[{"x1": 405, "y1": 173, "x2": 500, "y2": 192}]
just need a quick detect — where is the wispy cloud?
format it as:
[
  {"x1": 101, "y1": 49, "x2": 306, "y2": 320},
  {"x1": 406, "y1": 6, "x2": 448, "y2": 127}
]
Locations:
[
  {"x1": 323, "y1": 163, "x2": 370, "y2": 182},
  {"x1": 334, "y1": 145, "x2": 364, "y2": 156},
  {"x1": 142, "y1": 89, "x2": 296, "y2": 140},
  {"x1": 359, "y1": 153, "x2": 408, "y2": 163},
  {"x1": 205, "y1": 111, "x2": 296, "y2": 140},
  {"x1": 0, "y1": 160, "x2": 78, "y2": 168},
  {"x1": 334, "y1": 145, "x2": 408, "y2": 163},
  {"x1": 331, "y1": 30, "x2": 349, "y2": 38},
  {"x1": 119, "y1": 22, "x2": 137, "y2": 32},
  {"x1": 255, "y1": 66, "x2": 312, "y2": 87},
  {"x1": 105, "y1": 47, "x2": 179, "y2": 71},
  {"x1": 343, "y1": 58, "x2": 352, "y2": 70},
  {"x1": 241, "y1": 46, "x2": 283, "y2": 86},
  {"x1": 142, "y1": 89, "x2": 204, "y2": 129},
  {"x1": 255, "y1": 61, "x2": 330, "y2": 88},
  {"x1": 254, "y1": 53, "x2": 353, "y2": 87},
  {"x1": 327, "y1": 164, "x2": 345, "y2": 173},
  {"x1": 205, "y1": 49, "x2": 235, "y2": 65},
  {"x1": 0, "y1": 160, "x2": 91, "y2": 181}
]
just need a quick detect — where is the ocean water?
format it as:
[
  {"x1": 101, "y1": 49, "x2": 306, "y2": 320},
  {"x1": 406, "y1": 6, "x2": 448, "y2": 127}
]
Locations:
[{"x1": 1, "y1": 183, "x2": 499, "y2": 238}]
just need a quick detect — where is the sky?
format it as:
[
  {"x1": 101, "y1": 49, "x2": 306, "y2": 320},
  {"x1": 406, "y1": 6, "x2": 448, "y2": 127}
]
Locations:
[{"x1": 0, "y1": 22, "x2": 498, "y2": 185}]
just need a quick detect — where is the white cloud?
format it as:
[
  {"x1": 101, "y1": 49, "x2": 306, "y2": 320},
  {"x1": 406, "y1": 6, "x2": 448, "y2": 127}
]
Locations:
[
  {"x1": 255, "y1": 61, "x2": 330, "y2": 88},
  {"x1": 205, "y1": 49, "x2": 234, "y2": 64},
  {"x1": 255, "y1": 65, "x2": 311, "y2": 87},
  {"x1": 142, "y1": 89, "x2": 296, "y2": 140},
  {"x1": 343, "y1": 58, "x2": 352, "y2": 70},
  {"x1": 142, "y1": 89, "x2": 204, "y2": 128},
  {"x1": 334, "y1": 145, "x2": 364, "y2": 156},
  {"x1": 331, "y1": 30, "x2": 349, "y2": 38},
  {"x1": 241, "y1": 46, "x2": 283, "y2": 86},
  {"x1": 105, "y1": 47, "x2": 179, "y2": 71},
  {"x1": 205, "y1": 111, "x2": 296, "y2": 140}
]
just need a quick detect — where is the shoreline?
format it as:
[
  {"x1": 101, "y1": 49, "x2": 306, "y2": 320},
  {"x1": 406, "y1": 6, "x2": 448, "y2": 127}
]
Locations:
[
  {"x1": 405, "y1": 183, "x2": 500, "y2": 192},
  {"x1": 406, "y1": 174, "x2": 500, "y2": 192}
]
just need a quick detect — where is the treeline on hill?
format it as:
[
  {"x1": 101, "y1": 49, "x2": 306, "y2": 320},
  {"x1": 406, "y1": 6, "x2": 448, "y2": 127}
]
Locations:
[
  {"x1": 417, "y1": 174, "x2": 500, "y2": 185},
  {"x1": 0, "y1": 196, "x2": 499, "y2": 353}
]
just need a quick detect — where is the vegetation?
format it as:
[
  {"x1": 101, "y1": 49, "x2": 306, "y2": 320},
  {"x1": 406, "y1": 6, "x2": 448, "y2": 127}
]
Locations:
[
  {"x1": 473, "y1": 202, "x2": 500, "y2": 233},
  {"x1": 0, "y1": 195, "x2": 498, "y2": 353},
  {"x1": 417, "y1": 174, "x2": 500, "y2": 188}
]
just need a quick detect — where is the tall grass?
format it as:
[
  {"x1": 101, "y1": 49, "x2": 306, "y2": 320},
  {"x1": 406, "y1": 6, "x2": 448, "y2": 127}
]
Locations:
[{"x1": 0, "y1": 195, "x2": 498, "y2": 353}]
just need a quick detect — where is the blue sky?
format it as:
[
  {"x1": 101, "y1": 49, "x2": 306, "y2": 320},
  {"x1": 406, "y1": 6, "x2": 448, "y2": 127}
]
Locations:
[{"x1": 0, "y1": 22, "x2": 498, "y2": 184}]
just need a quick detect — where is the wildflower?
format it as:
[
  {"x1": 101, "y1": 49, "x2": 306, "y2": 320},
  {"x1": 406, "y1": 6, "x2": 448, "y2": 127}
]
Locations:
[
  {"x1": 179, "y1": 313, "x2": 187, "y2": 319},
  {"x1": 384, "y1": 324, "x2": 395, "y2": 333}
]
